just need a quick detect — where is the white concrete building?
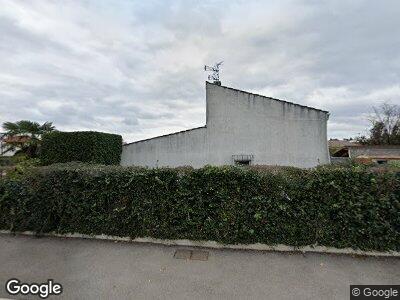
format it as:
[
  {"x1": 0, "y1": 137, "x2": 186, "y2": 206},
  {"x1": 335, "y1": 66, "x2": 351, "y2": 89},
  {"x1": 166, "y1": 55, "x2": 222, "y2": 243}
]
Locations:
[{"x1": 121, "y1": 82, "x2": 330, "y2": 168}]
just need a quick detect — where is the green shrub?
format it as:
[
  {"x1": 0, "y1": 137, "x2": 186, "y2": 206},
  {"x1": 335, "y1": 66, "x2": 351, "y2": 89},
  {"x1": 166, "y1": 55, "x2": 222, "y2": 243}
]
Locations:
[
  {"x1": 0, "y1": 157, "x2": 14, "y2": 166},
  {"x1": 388, "y1": 160, "x2": 400, "y2": 168},
  {"x1": 40, "y1": 131, "x2": 122, "y2": 165},
  {"x1": 4, "y1": 158, "x2": 42, "y2": 179},
  {"x1": 0, "y1": 164, "x2": 398, "y2": 251}
]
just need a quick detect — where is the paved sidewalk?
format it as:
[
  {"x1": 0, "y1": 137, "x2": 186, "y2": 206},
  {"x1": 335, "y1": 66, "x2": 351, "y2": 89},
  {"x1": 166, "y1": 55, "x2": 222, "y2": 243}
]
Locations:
[{"x1": 0, "y1": 234, "x2": 399, "y2": 299}]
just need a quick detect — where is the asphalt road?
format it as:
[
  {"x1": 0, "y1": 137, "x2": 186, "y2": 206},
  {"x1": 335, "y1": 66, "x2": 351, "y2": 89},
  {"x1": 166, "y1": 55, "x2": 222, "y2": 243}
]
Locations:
[{"x1": 0, "y1": 234, "x2": 399, "y2": 299}]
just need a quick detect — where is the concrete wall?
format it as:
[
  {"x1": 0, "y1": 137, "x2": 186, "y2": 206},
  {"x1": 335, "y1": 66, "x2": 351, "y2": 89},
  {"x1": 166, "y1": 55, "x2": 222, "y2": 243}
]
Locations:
[
  {"x1": 349, "y1": 146, "x2": 400, "y2": 158},
  {"x1": 121, "y1": 82, "x2": 330, "y2": 168},
  {"x1": 330, "y1": 157, "x2": 350, "y2": 165},
  {"x1": 121, "y1": 127, "x2": 208, "y2": 168}
]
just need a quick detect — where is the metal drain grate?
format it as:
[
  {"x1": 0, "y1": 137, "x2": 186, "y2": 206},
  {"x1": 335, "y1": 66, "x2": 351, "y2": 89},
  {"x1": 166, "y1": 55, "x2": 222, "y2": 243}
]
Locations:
[
  {"x1": 190, "y1": 250, "x2": 209, "y2": 261},
  {"x1": 174, "y1": 249, "x2": 192, "y2": 259},
  {"x1": 174, "y1": 249, "x2": 209, "y2": 261}
]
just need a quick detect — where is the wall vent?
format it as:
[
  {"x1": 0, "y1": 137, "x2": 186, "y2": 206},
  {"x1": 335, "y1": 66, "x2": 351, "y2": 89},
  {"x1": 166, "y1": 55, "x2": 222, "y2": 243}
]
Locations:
[{"x1": 232, "y1": 154, "x2": 254, "y2": 166}]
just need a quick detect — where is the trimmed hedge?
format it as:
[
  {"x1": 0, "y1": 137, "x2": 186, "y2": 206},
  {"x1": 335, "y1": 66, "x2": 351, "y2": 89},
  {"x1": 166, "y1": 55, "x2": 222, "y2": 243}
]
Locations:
[
  {"x1": 0, "y1": 164, "x2": 399, "y2": 251},
  {"x1": 40, "y1": 131, "x2": 122, "y2": 165},
  {"x1": 0, "y1": 157, "x2": 14, "y2": 166}
]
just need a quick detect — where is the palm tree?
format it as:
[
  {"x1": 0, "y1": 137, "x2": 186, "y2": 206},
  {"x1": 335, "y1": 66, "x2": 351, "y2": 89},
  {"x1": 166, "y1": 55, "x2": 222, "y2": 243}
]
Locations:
[{"x1": 1, "y1": 120, "x2": 56, "y2": 157}]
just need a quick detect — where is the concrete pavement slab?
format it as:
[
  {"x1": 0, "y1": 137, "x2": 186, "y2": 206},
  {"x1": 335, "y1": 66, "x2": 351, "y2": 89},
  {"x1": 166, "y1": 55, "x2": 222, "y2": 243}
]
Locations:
[{"x1": 0, "y1": 234, "x2": 398, "y2": 300}]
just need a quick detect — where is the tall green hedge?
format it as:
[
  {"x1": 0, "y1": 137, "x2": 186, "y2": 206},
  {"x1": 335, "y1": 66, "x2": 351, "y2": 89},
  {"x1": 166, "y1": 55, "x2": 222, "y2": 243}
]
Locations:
[
  {"x1": 0, "y1": 157, "x2": 14, "y2": 166},
  {"x1": 0, "y1": 164, "x2": 399, "y2": 251},
  {"x1": 40, "y1": 131, "x2": 122, "y2": 165}
]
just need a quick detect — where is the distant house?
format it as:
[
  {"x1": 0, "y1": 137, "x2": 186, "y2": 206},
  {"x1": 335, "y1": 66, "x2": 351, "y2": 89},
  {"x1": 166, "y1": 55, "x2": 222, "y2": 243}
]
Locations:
[
  {"x1": 0, "y1": 133, "x2": 10, "y2": 156},
  {"x1": 330, "y1": 140, "x2": 400, "y2": 164},
  {"x1": 0, "y1": 133, "x2": 30, "y2": 156},
  {"x1": 328, "y1": 139, "x2": 360, "y2": 156},
  {"x1": 347, "y1": 145, "x2": 400, "y2": 165}
]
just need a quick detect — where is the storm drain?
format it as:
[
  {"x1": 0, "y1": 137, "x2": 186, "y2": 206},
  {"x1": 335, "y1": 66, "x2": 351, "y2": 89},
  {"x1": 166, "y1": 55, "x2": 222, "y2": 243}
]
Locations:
[{"x1": 174, "y1": 249, "x2": 209, "y2": 261}]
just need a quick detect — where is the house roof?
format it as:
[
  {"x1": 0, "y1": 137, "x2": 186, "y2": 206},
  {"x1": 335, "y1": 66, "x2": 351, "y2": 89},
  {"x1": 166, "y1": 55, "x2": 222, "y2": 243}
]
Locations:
[
  {"x1": 1, "y1": 135, "x2": 31, "y2": 143},
  {"x1": 328, "y1": 139, "x2": 360, "y2": 148}
]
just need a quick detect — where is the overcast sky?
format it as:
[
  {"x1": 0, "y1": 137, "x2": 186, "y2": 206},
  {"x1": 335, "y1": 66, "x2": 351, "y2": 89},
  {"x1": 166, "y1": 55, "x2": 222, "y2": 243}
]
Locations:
[{"x1": 1, "y1": 0, "x2": 399, "y2": 142}]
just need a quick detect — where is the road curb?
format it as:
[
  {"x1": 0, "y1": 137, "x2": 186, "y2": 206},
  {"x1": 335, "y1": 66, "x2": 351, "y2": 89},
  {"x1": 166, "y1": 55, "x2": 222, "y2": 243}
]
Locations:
[{"x1": 1, "y1": 230, "x2": 399, "y2": 257}]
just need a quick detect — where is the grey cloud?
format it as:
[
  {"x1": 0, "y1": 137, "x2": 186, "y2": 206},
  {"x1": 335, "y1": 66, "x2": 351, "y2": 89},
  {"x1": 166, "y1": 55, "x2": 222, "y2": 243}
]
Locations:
[
  {"x1": 0, "y1": 16, "x2": 69, "y2": 55},
  {"x1": 0, "y1": 0, "x2": 399, "y2": 141}
]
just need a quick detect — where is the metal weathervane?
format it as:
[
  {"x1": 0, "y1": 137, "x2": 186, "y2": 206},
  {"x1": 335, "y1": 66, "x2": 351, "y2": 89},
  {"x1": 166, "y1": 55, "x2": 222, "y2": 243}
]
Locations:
[{"x1": 204, "y1": 61, "x2": 223, "y2": 85}]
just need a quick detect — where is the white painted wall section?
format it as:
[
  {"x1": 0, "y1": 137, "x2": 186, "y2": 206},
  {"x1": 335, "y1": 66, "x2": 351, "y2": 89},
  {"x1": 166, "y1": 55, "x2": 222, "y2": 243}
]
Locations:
[{"x1": 121, "y1": 82, "x2": 330, "y2": 168}]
